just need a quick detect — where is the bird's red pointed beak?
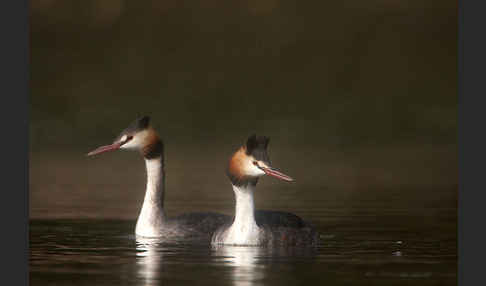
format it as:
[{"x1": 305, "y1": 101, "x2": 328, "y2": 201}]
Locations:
[
  {"x1": 86, "y1": 142, "x2": 123, "y2": 156},
  {"x1": 261, "y1": 167, "x2": 294, "y2": 182}
]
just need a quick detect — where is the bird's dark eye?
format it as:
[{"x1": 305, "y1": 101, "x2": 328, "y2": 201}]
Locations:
[
  {"x1": 121, "y1": 135, "x2": 133, "y2": 145},
  {"x1": 252, "y1": 161, "x2": 258, "y2": 166}
]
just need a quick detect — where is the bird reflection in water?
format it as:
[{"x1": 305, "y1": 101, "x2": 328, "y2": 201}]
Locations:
[
  {"x1": 211, "y1": 245, "x2": 317, "y2": 286},
  {"x1": 212, "y1": 245, "x2": 265, "y2": 286},
  {"x1": 135, "y1": 236, "x2": 318, "y2": 286},
  {"x1": 135, "y1": 237, "x2": 166, "y2": 286}
]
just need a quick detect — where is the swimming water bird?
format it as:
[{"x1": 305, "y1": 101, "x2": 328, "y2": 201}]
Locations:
[
  {"x1": 87, "y1": 116, "x2": 230, "y2": 239},
  {"x1": 211, "y1": 135, "x2": 319, "y2": 246}
]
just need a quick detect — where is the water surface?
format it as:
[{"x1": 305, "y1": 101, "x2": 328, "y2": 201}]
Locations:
[
  {"x1": 30, "y1": 210, "x2": 456, "y2": 286},
  {"x1": 30, "y1": 147, "x2": 457, "y2": 285}
]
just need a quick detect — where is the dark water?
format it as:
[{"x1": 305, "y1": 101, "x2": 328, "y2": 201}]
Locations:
[
  {"x1": 30, "y1": 208, "x2": 456, "y2": 285},
  {"x1": 29, "y1": 147, "x2": 457, "y2": 285}
]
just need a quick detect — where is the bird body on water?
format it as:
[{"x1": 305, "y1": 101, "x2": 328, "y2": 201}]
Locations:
[
  {"x1": 87, "y1": 116, "x2": 230, "y2": 240},
  {"x1": 211, "y1": 135, "x2": 319, "y2": 246},
  {"x1": 88, "y1": 117, "x2": 318, "y2": 246}
]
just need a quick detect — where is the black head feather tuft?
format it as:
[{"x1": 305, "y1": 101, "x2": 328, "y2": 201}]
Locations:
[
  {"x1": 135, "y1": 116, "x2": 150, "y2": 129},
  {"x1": 114, "y1": 116, "x2": 151, "y2": 142},
  {"x1": 246, "y1": 135, "x2": 269, "y2": 153},
  {"x1": 126, "y1": 116, "x2": 150, "y2": 132},
  {"x1": 245, "y1": 134, "x2": 271, "y2": 164}
]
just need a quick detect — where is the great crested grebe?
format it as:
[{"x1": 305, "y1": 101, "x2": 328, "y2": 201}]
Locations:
[
  {"x1": 87, "y1": 116, "x2": 230, "y2": 239},
  {"x1": 211, "y1": 135, "x2": 319, "y2": 246}
]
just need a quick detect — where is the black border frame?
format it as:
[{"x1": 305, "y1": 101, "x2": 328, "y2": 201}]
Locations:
[
  {"x1": 0, "y1": 1, "x2": 29, "y2": 285},
  {"x1": 458, "y1": 0, "x2": 486, "y2": 285}
]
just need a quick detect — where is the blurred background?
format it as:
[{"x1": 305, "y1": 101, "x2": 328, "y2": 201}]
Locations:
[{"x1": 30, "y1": 0, "x2": 456, "y2": 225}]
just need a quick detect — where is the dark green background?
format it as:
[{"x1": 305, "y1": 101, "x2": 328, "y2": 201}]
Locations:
[{"x1": 30, "y1": 0, "x2": 457, "y2": 219}]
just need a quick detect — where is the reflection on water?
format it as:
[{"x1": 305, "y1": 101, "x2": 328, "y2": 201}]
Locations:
[
  {"x1": 211, "y1": 245, "x2": 318, "y2": 286},
  {"x1": 136, "y1": 237, "x2": 165, "y2": 285},
  {"x1": 212, "y1": 245, "x2": 265, "y2": 286},
  {"x1": 134, "y1": 237, "x2": 321, "y2": 286},
  {"x1": 213, "y1": 245, "x2": 264, "y2": 267},
  {"x1": 30, "y1": 219, "x2": 456, "y2": 286}
]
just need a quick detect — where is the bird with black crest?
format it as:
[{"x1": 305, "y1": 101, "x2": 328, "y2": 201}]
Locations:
[
  {"x1": 212, "y1": 135, "x2": 319, "y2": 246},
  {"x1": 87, "y1": 116, "x2": 231, "y2": 241}
]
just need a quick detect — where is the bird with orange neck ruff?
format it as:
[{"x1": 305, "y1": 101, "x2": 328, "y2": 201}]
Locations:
[
  {"x1": 211, "y1": 135, "x2": 319, "y2": 246},
  {"x1": 87, "y1": 116, "x2": 231, "y2": 240}
]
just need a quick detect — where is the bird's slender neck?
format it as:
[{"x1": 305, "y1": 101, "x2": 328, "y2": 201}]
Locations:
[
  {"x1": 233, "y1": 184, "x2": 257, "y2": 227},
  {"x1": 135, "y1": 154, "x2": 166, "y2": 236},
  {"x1": 223, "y1": 183, "x2": 261, "y2": 245}
]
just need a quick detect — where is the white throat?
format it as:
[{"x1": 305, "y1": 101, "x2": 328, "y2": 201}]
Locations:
[
  {"x1": 135, "y1": 156, "x2": 166, "y2": 237},
  {"x1": 223, "y1": 184, "x2": 261, "y2": 245}
]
